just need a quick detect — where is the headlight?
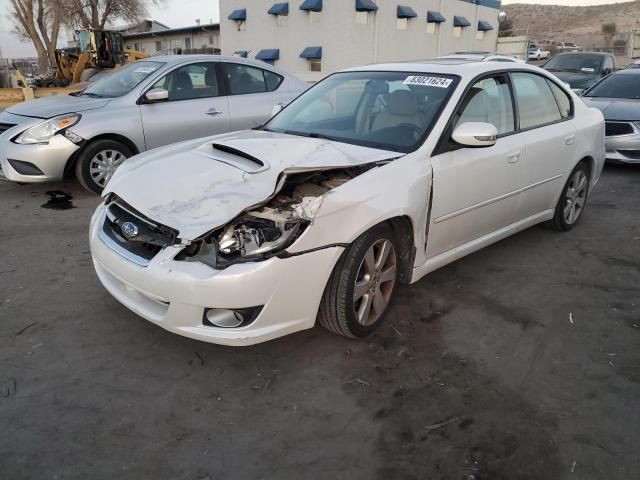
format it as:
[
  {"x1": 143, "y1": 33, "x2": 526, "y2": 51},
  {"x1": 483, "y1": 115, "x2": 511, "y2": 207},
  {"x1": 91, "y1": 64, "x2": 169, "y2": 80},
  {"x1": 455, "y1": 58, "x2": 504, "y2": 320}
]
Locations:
[
  {"x1": 218, "y1": 216, "x2": 306, "y2": 256},
  {"x1": 14, "y1": 113, "x2": 81, "y2": 145}
]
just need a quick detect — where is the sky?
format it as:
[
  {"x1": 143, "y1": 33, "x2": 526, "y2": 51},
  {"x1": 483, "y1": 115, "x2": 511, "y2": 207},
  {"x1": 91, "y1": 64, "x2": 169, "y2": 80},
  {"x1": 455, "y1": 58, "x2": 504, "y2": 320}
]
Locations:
[{"x1": 0, "y1": 0, "x2": 635, "y2": 58}]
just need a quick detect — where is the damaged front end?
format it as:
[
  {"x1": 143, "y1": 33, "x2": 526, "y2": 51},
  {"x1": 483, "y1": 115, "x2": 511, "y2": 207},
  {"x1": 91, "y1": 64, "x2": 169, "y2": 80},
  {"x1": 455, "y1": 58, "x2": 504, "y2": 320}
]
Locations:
[{"x1": 176, "y1": 166, "x2": 374, "y2": 269}]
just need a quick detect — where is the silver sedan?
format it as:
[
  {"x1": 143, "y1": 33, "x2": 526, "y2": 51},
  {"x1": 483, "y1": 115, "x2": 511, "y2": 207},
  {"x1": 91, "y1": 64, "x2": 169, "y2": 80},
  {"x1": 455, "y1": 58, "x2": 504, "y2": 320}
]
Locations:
[
  {"x1": 0, "y1": 55, "x2": 308, "y2": 192},
  {"x1": 582, "y1": 69, "x2": 640, "y2": 164}
]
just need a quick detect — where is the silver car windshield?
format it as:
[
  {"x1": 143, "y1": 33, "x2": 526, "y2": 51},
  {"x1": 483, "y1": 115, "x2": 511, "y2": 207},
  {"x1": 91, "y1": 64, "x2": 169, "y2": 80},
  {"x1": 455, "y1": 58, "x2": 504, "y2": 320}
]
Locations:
[
  {"x1": 82, "y1": 61, "x2": 165, "y2": 98},
  {"x1": 264, "y1": 71, "x2": 458, "y2": 153}
]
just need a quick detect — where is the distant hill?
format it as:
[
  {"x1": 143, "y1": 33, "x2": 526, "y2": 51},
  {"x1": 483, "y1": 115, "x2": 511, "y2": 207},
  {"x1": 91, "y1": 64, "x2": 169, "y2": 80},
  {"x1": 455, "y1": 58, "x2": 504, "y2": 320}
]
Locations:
[{"x1": 503, "y1": 1, "x2": 640, "y2": 48}]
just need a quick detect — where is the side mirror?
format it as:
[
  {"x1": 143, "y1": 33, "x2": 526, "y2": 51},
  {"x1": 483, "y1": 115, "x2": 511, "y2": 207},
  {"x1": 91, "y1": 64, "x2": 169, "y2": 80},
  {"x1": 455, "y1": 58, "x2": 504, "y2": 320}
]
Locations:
[
  {"x1": 144, "y1": 88, "x2": 169, "y2": 103},
  {"x1": 452, "y1": 122, "x2": 498, "y2": 148},
  {"x1": 271, "y1": 103, "x2": 284, "y2": 117}
]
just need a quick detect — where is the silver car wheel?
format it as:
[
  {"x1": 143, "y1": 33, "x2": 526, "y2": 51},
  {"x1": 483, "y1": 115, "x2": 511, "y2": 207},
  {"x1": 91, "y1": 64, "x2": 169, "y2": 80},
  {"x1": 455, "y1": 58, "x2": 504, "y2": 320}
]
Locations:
[
  {"x1": 353, "y1": 239, "x2": 397, "y2": 326},
  {"x1": 89, "y1": 149, "x2": 127, "y2": 187},
  {"x1": 564, "y1": 169, "x2": 588, "y2": 224}
]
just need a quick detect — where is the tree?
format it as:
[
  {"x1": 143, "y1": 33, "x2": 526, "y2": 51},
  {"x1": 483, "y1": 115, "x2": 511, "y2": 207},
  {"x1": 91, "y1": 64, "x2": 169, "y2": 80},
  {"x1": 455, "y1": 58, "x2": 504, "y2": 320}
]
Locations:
[
  {"x1": 498, "y1": 17, "x2": 514, "y2": 38},
  {"x1": 63, "y1": 0, "x2": 163, "y2": 30},
  {"x1": 601, "y1": 22, "x2": 617, "y2": 48},
  {"x1": 9, "y1": 0, "x2": 63, "y2": 74}
]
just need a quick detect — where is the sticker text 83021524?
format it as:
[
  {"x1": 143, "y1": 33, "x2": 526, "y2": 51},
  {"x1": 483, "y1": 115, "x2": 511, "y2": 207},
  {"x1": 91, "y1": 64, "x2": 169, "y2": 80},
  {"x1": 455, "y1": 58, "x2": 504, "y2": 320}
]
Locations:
[{"x1": 403, "y1": 76, "x2": 453, "y2": 88}]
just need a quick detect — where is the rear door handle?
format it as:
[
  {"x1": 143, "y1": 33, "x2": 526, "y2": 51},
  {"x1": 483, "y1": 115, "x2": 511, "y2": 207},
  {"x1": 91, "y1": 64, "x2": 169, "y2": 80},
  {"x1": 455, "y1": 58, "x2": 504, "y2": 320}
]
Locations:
[
  {"x1": 565, "y1": 135, "x2": 575, "y2": 146},
  {"x1": 206, "y1": 108, "x2": 224, "y2": 116},
  {"x1": 507, "y1": 151, "x2": 521, "y2": 164}
]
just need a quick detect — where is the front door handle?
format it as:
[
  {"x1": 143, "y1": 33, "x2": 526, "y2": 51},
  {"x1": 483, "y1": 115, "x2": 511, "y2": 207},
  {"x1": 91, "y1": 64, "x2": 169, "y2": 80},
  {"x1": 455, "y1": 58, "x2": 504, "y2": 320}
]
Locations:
[
  {"x1": 507, "y1": 151, "x2": 521, "y2": 164},
  {"x1": 206, "y1": 108, "x2": 224, "y2": 116},
  {"x1": 565, "y1": 135, "x2": 575, "y2": 146}
]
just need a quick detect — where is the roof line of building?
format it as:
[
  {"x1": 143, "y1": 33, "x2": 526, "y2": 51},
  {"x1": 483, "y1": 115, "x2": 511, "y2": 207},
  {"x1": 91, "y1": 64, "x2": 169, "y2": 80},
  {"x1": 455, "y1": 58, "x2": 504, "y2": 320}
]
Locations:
[{"x1": 122, "y1": 23, "x2": 220, "y2": 39}]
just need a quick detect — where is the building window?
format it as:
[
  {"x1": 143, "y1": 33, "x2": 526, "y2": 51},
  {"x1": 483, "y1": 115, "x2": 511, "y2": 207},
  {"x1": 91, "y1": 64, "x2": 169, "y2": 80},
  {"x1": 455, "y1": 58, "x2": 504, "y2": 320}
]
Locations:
[
  {"x1": 427, "y1": 23, "x2": 437, "y2": 34},
  {"x1": 476, "y1": 31, "x2": 485, "y2": 40},
  {"x1": 185, "y1": 38, "x2": 192, "y2": 49},
  {"x1": 209, "y1": 35, "x2": 214, "y2": 45},
  {"x1": 309, "y1": 59, "x2": 321, "y2": 72},
  {"x1": 355, "y1": 11, "x2": 369, "y2": 25},
  {"x1": 155, "y1": 41, "x2": 162, "y2": 52},
  {"x1": 397, "y1": 18, "x2": 408, "y2": 30},
  {"x1": 453, "y1": 26, "x2": 462, "y2": 38},
  {"x1": 309, "y1": 11, "x2": 320, "y2": 23},
  {"x1": 277, "y1": 15, "x2": 288, "y2": 26}
]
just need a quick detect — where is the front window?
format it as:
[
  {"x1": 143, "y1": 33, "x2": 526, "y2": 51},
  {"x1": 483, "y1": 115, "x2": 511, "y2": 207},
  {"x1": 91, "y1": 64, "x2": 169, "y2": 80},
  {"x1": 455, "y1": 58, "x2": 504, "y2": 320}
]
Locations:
[
  {"x1": 264, "y1": 71, "x2": 458, "y2": 153},
  {"x1": 544, "y1": 54, "x2": 603, "y2": 73},
  {"x1": 83, "y1": 61, "x2": 164, "y2": 98},
  {"x1": 584, "y1": 74, "x2": 640, "y2": 99}
]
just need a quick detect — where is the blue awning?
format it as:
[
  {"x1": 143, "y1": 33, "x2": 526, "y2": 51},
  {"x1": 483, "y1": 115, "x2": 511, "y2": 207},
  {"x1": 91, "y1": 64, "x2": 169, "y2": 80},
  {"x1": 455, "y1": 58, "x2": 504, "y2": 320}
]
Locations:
[
  {"x1": 453, "y1": 16, "x2": 471, "y2": 27},
  {"x1": 356, "y1": 0, "x2": 378, "y2": 12},
  {"x1": 427, "y1": 11, "x2": 445, "y2": 23},
  {"x1": 268, "y1": 2, "x2": 289, "y2": 15},
  {"x1": 228, "y1": 9, "x2": 246, "y2": 21},
  {"x1": 477, "y1": 20, "x2": 493, "y2": 31},
  {"x1": 300, "y1": 46, "x2": 322, "y2": 59},
  {"x1": 397, "y1": 6, "x2": 417, "y2": 19},
  {"x1": 234, "y1": 50, "x2": 248, "y2": 58},
  {"x1": 299, "y1": 0, "x2": 322, "y2": 11},
  {"x1": 256, "y1": 49, "x2": 280, "y2": 61}
]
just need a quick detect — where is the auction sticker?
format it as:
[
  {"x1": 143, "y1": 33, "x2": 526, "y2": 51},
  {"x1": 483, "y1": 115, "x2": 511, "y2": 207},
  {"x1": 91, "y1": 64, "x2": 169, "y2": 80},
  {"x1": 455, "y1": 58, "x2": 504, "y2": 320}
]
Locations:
[{"x1": 403, "y1": 76, "x2": 453, "y2": 88}]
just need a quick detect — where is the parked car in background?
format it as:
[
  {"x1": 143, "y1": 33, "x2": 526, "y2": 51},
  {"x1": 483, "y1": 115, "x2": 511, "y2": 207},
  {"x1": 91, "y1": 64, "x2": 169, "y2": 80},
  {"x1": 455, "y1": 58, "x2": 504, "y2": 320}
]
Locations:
[
  {"x1": 582, "y1": 69, "x2": 640, "y2": 164},
  {"x1": 528, "y1": 44, "x2": 551, "y2": 61},
  {"x1": 438, "y1": 52, "x2": 525, "y2": 63},
  {"x1": 0, "y1": 56, "x2": 308, "y2": 193},
  {"x1": 544, "y1": 52, "x2": 615, "y2": 93},
  {"x1": 625, "y1": 60, "x2": 640, "y2": 69},
  {"x1": 555, "y1": 42, "x2": 581, "y2": 53},
  {"x1": 89, "y1": 60, "x2": 605, "y2": 346}
]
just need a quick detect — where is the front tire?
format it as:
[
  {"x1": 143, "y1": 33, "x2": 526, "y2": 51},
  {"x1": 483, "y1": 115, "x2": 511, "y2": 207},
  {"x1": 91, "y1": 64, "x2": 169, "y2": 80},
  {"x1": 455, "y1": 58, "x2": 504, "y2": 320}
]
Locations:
[
  {"x1": 549, "y1": 162, "x2": 590, "y2": 231},
  {"x1": 318, "y1": 224, "x2": 399, "y2": 338},
  {"x1": 75, "y1": 139, "x2": 132, "y2": 194}
]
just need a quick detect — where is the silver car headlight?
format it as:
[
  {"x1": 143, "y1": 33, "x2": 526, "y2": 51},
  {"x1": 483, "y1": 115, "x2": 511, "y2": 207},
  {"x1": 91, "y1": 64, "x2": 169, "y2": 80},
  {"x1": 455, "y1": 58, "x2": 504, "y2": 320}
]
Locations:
[{"x1": 14, "y1": 113, "x2": 81, "y2": 145}]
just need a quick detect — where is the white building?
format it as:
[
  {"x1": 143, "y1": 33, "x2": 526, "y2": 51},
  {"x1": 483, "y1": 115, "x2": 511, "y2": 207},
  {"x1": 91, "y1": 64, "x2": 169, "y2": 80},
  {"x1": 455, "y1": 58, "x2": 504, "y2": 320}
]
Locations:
[
  {"x1": 123, "y1": 23, "x2": 221, "y2": 55},
  {"x1": 220, "y1": 0, "x2": 501, "y2": 81}
]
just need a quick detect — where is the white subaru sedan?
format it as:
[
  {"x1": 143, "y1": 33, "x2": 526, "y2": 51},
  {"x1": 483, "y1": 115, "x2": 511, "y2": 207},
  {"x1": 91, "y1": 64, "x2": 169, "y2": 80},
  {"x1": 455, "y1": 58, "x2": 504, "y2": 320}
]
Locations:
[{"x1": 89, "y1": 60, "x2": 605, "y2": 346}]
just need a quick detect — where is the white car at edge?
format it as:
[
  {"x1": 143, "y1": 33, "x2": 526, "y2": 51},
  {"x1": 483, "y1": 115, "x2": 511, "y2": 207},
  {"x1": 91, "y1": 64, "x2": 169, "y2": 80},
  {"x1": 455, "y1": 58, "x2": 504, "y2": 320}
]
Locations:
[{"x1": 89, "y1": 60, "x2": 605, "y2": 346}]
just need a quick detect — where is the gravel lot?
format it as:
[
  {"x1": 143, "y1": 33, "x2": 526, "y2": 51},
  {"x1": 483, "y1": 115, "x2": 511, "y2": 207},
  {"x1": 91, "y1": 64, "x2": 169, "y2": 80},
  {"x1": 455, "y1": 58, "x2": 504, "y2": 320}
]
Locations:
[{"x1": 1, "y1": 165, "x2": 639, "y2": 480}]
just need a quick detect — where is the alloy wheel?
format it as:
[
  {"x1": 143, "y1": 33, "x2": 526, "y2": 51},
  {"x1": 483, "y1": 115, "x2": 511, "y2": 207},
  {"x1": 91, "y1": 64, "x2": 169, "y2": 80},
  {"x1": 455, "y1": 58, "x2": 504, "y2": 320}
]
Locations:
[
  {"x1": 564, "y1": 169, "x2": 588, "y2": 224},
  {"x1": 353, "y1": 239, "x2": 397, "y2": 326}
]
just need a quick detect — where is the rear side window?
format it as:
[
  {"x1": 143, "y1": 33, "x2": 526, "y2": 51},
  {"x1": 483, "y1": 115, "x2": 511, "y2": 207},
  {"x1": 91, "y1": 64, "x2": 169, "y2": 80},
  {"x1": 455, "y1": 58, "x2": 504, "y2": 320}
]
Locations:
[
  {"x1": 512, "y1": 73, "x2": 561, "y2": 129},
  {"x1": 547, "y1": 80, "x2": 572, "y2": 118},
  {"x1": 225, "y1": 63, "x2": 284, "y2": 95}
]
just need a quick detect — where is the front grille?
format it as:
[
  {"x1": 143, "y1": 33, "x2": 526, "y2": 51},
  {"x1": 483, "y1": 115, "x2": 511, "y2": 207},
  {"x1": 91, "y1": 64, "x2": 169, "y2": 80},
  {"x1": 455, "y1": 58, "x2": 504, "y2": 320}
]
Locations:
[
  {"x1": 0, "y1": 123, "x2": 16, "y2": 135},
  {"x1": 100, "y1": 195, "x2": 178, "y2": 266},
  {"x1": 605, "y1": 121, "x2": 635, "y2": 137}
]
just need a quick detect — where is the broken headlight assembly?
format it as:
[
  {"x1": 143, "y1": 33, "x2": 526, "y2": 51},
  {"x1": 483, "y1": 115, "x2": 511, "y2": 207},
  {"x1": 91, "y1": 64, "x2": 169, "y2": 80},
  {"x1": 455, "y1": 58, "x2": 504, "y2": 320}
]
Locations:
[
  {"x1": 14, "y1": 113, "x2": 81, "y2": 145},
  {"x1": 177, "y1": 168, "x2": 369, "y2": 269}
]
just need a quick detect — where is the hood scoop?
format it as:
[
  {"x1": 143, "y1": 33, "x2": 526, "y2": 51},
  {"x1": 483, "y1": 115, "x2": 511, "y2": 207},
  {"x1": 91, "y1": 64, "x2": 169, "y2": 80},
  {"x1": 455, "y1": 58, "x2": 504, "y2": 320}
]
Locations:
[{"x1": 195, "y1": 142, "x2": 270, "y2": 173}]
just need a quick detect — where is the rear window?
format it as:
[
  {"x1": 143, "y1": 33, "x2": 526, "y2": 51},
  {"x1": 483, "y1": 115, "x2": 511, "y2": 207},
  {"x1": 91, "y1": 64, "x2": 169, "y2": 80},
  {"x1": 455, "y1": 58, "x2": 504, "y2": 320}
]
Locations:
[{"x1": 225, "y1": 63, "x2": 284, "y2": 95}]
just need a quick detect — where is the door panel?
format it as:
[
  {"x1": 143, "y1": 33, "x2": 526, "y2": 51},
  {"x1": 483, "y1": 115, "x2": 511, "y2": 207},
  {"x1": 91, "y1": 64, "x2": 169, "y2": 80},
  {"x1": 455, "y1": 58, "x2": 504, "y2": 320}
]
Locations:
[
  {"x1": 223, "y1": 62, "x2": 293, "y2": 130},
  {"x1": 427, "y1": 75, "x2": 522, "y2": 258},
  {"x1": 139, "y1": 62, "x2": 230, "y2": 150}
]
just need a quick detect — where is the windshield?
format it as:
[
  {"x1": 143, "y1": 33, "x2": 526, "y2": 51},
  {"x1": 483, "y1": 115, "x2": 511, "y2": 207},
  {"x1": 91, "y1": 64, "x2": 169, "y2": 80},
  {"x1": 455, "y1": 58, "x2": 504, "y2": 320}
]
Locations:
[
  {"x1": 544, "y1": 54, "x2": 603, "y2": 73},
  {"x1": 584, "y1": 74, "x2": 640, "y2": 99},
  {"x1": 82, "y1": 61, "x2": 164, "y2": 98},
  {"x1": 264, "y1": 71, "x2": 458, "y2": 153}
]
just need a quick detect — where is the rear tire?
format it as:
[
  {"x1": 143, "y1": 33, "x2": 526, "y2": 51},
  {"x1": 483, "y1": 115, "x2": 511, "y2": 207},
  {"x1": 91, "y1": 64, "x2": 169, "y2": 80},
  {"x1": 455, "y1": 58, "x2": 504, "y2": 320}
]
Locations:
[
  {"x1": 75, "y1": 139, "x2": 132, "y2": 194},
  {"x1": 548, "y1": 162, "x2": 590, "y2": 231},
  {"x1": 318, "y1": 224, "x2": 399, "y2": 338}
]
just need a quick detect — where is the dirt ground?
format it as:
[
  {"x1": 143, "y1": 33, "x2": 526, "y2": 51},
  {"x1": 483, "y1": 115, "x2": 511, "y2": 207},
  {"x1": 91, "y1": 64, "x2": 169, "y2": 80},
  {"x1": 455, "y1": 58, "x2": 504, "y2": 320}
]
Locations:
[{"x1": 1, "y1": 165, "x2": 639, "y2": 480}]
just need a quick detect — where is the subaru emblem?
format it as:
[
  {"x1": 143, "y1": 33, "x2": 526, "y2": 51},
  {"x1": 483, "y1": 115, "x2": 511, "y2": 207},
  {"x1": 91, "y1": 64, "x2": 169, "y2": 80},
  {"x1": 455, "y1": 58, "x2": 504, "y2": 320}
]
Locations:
[{"x1": 121, "y1": 221, "x2": 139, "y2": 239}]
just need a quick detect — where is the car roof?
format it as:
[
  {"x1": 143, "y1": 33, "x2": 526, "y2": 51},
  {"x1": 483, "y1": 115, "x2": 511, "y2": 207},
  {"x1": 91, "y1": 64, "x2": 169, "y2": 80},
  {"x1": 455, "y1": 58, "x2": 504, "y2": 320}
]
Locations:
[
  {"x1": 344, "y1": 60, "x2": 542, "y2": 78},
  {"x1": 611, "y1": 68, "x2": 640, "y2": 75},
  {"x1": 136, "y1": 54, "x2": 284, "y2": 71}
]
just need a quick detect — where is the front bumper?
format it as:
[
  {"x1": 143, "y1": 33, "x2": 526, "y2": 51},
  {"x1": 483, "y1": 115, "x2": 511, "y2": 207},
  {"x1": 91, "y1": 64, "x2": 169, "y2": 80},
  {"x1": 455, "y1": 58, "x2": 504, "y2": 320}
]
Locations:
[
  {"x1": 0, "y1": 133, "x2": 80, "y2": 183},
  {"x1": 89, "y1": 205, "x2": 344, "y2": 346},
  {"x1": 604, "y1": 133, "x2": 640, "y2": 164}
]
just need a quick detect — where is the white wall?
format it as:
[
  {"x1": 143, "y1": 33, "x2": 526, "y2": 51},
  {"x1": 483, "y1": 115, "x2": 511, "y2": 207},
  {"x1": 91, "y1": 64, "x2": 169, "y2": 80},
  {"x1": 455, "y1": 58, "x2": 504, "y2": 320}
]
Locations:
[
  {"x1": 125, "y1": 30, "x2": 220, "y2": 54},
  {"x1": 220, "y1": 0, "x2": 500, "y2": 81}
]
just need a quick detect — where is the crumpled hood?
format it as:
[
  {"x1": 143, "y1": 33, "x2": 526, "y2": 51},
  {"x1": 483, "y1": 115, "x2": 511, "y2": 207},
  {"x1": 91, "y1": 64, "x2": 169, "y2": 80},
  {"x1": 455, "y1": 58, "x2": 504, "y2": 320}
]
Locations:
[
  {"x1": 7, "y1": 94, "x2": 110, "y2": 119},
  {"x1": 105, "y1": 130, "x2": 402, "y2": 240},
  {"x1": 549, "y1": 71, "x2": 600, "y2": 89},
  {"x1": 581, "y1": 97, "x2": 640, "y2": 121}
]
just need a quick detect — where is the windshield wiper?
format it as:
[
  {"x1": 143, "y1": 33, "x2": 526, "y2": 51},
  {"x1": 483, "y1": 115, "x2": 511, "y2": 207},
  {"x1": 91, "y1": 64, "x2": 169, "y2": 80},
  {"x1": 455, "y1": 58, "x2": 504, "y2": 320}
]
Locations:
[
  {"x1": 82, "y1": 92, "x2": 108, "y2": 98},
  {"x1": 283, "y1": 130, "x2": 333, "y2": 140}
]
